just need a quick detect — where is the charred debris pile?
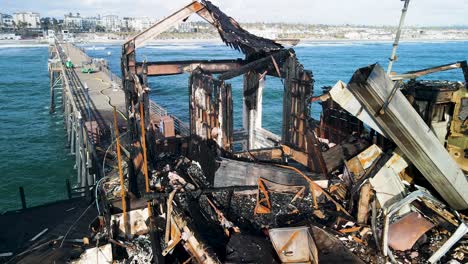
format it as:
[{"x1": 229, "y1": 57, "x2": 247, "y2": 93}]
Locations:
[{"x1": 27, "y1": 1, "x2": 468, "y2": 263}]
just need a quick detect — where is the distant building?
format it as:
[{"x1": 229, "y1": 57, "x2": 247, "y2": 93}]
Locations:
[
  {"x1": 13, "y1": 12, "x2": 40, "y2": 28},
  {"x1": 2, "y1": 14, "x2": 14, "y2": 29},
  {"x1": 64, "y1": 13, "x2": 83, "y2": 30},
  {"x1": 176, "y1": 22, "x2": 196, "y2": 33},
  {"x1": 122, "y1": 17, "x2": 134, "y2": 31},
  {"x1": 100, "y1": 15, "x2": 121, "y2": 32},
  {"x1": 82, "y1": 17, "x2": 99, "y2": 32},
  {"x1": 129, "y1": 17, "x2": 157, "y2": 32}
]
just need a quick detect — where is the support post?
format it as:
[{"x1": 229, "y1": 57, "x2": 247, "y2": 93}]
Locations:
[
  {"x1": 19, "y1": 187, "x2": 26, "y2": 209},
  {"x1": 49, "y1": 72, "x2": 56, "y2": 114},
  {"x1": 243, "y1": 71, "x2": 264, "y2": 149},
  {"x1": 387, "y1": 0, "x2": 411, "y2": 75},
  {"x1": 66, "y1": 179, "x2": 72, "y2": 199}
]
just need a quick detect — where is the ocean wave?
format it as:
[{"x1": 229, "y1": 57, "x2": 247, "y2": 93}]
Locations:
[
  {"x1": 297, "y1": 42, "x2": 367, "y2": 47},
  {"x1": 0, "y1": 44, "x2": 48, "y2": 49},
  {"x1": 84, "y1": 46, "x2": 107, "y2": 50},
  {"x1": 146, "y1": 45, "x2": 204, "y2": 50}
]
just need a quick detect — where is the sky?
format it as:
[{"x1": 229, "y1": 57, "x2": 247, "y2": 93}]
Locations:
[{"x1": 1, "y1": 0, "x2": 467, "y2": 26}]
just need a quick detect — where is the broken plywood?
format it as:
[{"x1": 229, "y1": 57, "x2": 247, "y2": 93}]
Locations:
[
  {"x1": 72, "y1": 244, "x2": 112, "y2": 264},
  {"x1": 369, "y1": 151, "x2": 409, "y2": 212},
  {"x1": 346, "y1": 144, "x2": 383, "y2": 180},
  {"x1": 111, "y1": 208, "x2": 149, "y2": 237}
]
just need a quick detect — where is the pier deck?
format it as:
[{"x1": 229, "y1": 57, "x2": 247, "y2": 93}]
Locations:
[
  {"x1": 61, "y1": 43, "x2": 126, "y2": 127},
  {"x1": 48, "y1": 41, "x2": 132, "y2": 190}
]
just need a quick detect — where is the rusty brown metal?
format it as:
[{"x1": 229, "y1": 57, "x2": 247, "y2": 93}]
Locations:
[
  {"x1": 387, "y1": 212, "x2": 435, "y2": 251},
  {"x1": 139, "y1": 60, "x2": 243, "y2": 76},
  {"x1": 254, "y1": 178, "x2": 271, "y2": 214}
]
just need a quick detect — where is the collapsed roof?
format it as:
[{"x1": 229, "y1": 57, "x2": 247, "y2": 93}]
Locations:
[{"x1": 201, "y1": 0, "x2": 283, "y2": 55}]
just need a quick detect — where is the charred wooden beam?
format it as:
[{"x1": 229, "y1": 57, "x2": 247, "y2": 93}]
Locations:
[
  {"x1": 201, "y1": 0, "x2": 283, "y2": 56},
  {"x1": 391, "y1": 61, "x2": 468, "y2": 81},
  {"x1": 125, "y1": 1, "x2": 204, "y2": 49},
  {"x1": 136, "y1": 59, "x2": 244, "y2": 76},
  {"x1": 282, "y1": 55, "x2": 313, "y2": 152},
  {"x1": 218, "y1": 50, "x2": 291, "y2": 80},
  {"x1": 189, "y1": 69, "x2": 233, "y2": 151}
]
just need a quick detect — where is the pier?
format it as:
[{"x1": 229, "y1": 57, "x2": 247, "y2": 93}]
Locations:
[{"x1": 48, "y1": 42, "x2": 126, "y2": 192}]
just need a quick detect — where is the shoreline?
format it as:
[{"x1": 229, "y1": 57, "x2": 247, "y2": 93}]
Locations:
[{"x1": 1, "y1": 38, "x2": 467, "y2": 47}]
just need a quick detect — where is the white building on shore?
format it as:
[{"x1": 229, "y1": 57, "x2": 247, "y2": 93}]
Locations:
[
  {"x1": 100, "y1": 15, "x2": 121, "y2": 32},
  {"x1": 133, "y1": 17, "x2": 155, "y2": 32},
  {"x1": 64, "y1": 13, "x2": 83, "y2": 30},
  {"x1": 13, "y1": 12, "x2": 40, "y2": 28},
  {"x1": 1, "y1": 14, "x2": 14, "y2": 29}
]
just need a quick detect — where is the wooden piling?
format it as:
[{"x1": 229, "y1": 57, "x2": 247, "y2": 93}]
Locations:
[
  {"x1": 66, "y1": 179, "x2": 72, "y2": 199},
  {"x1": 19, "y1": 187, "x2": 26, "y2": 209}
]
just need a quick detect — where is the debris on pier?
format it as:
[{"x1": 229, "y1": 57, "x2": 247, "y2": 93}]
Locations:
[{"x1": 3, "y1": 1, "x2": 468, "y2": 264}]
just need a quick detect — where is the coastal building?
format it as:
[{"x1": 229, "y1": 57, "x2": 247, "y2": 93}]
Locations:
[
  {"x1": 175, "y1": 22, "x2": 196, "y2": 33},
  {"x1": 82, "y1": 17, "x2": 99, "y2": 32},
  {"x1": 13, "y1": 12, "x2": 40, "y2": 28},
  {"x1": 128, "y1": 17, "x2": 157, "y2": 32},
  {"x1": 100, "y1": 15, "x2": 121, "y2": 32},
  {"x1": 64, "y1": 13, "x2": 83, "y2": 30},
  {"x1": 122, "y1": 17, "x2": 134, "y2": 31},
  {"x1": 2, "y1": 14, "x2": 14, "y2": 30}
]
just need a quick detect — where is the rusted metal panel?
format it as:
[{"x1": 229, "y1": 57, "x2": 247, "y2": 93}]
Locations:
[
  {"x1": 388, "y1": 212, "x2": 435, "y2": 251},
  {"x1": 348, "y1": 63, "x2": 468, "y2": 210}
]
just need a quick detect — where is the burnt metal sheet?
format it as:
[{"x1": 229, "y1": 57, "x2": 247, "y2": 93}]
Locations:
[
  {"x1": 269, "y1": 226, "x2": 318, "y2": 264},
  {"x1": 347, "y1": 63, "x2": 468, "y2": 210},
  {"x1": 202, "y1": 0, "x2": 283, "y2": 55},
  {"x1": 387, "y1": 212, "x2": 435, "y2": 251}
]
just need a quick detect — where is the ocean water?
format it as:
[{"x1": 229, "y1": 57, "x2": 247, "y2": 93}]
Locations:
[{"x1": 0, "y1": 40, "x2": 466, "y2": 211}]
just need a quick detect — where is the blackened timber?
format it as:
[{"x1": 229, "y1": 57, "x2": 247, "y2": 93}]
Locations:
[
  {"x1": 218, "y1": 50, "x2": 291, "y2": 80},
  {"x1": 136, "y1": 59, "x2": 244, "y2": 76},
  {"x1": 461, "y1": 60, "x2": 468, "y2": 83},
  {"x1": 214, "y1": 157, "x2": 322, "y2": 188},
  {"x1": 201, "y1": 0, "x2": 283, "y2": 55}
]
